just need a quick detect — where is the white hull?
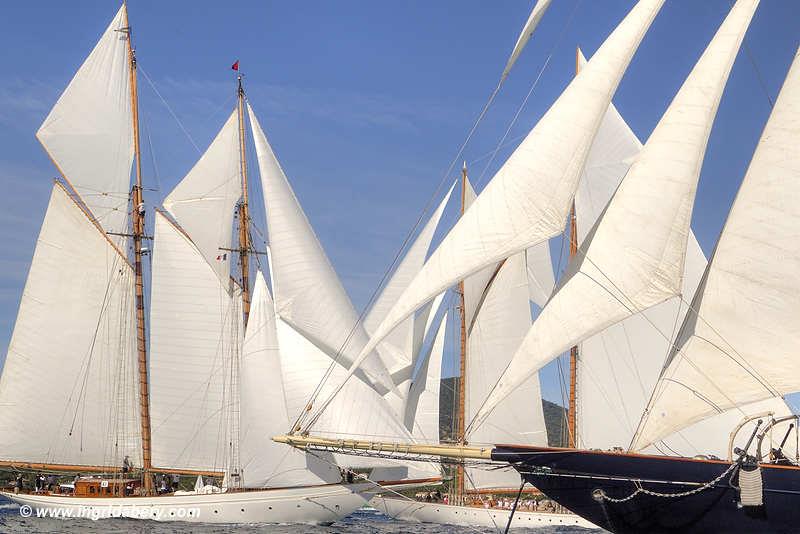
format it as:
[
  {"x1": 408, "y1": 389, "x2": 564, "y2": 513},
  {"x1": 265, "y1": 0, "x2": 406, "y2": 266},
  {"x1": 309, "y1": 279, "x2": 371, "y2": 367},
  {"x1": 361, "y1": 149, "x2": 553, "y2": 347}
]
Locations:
[
  {"x1": 371, "y1": 495, "x2": 598, "y2": 530},
  {"x1": 1, "y1": 483, "x2": 372, "y2": 524}
]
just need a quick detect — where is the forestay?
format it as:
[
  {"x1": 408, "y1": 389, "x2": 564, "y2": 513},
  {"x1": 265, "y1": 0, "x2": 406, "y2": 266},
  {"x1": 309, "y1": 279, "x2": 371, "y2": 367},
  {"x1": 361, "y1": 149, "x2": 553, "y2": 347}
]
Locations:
[
  {"x1": 163, "y1": 109, "x2": 242, "y2": 283},
  {"x1": 240, "y1": 272, "x2": 340, "y2": 487},
  {"x1": 36, "y1": 5, "x2": 134, "y2": 237},
  {"x1": 475, "y1": 0, "x2": 759, "y2": 428},
  {"x1": 327, "y1": 0, "x2": 666, "y2": 416},
  {"x1": 149, "y1": 213, "x2": 242, "y2": 473},
  {"x1": 0, "y1": 184, "x2": 141, "y2": 467},
  {"x1": 247, "y1": 104, "x2": 394, "y2": 394},
  {"x1": 633, "y1": 45, "x2": 800, "y2": 450}
]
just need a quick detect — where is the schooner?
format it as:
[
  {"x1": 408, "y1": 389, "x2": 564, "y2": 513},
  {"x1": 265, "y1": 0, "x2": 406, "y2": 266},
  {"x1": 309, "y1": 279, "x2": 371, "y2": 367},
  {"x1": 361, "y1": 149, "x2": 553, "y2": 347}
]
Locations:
[
  {"x1": 276, "y1": 1, "x2": 800, "y2": 532},
  {"x1": 0, "y1": 3, "x2": 436, "y2": 524}
]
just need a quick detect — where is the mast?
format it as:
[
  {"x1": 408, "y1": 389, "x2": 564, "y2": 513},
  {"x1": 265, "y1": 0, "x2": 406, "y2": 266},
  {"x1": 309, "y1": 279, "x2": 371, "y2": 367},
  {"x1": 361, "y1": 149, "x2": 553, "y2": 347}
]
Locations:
[
  {"x1": 237, "y1": 75, "x2": 251, "y2": 326},
  {"x1": 567, "y1": 47, "x2": 580, "y2": 449},
  {"x1": 123, "y1": 3, "x2": 153, "y2": 495},
  {"x1": 456, "y1": 162, "x2": 468, "y2": 504}
]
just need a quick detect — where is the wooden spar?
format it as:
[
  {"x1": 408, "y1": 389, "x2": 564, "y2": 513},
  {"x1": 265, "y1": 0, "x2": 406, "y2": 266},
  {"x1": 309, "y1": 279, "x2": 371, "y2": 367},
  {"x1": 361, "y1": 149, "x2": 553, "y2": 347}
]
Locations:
[
  {"x1": 272, "y1": 434, "x2": 493, "y2": 461},
  {"x1": 123, "y1": 4, "x2": 154, "y2": 495},
  {"x1": 456, "y1": 162, "x2": 469, "y2": 504},
  {"x1": 237, "y1": 76, "x2": 251, "y2": 327},
  {"x1": 0, "y1": 460, "x2": 222, "y2": 478},
  {"x1": 567, "y1": 47, "x2": 581, "y2": 449}
]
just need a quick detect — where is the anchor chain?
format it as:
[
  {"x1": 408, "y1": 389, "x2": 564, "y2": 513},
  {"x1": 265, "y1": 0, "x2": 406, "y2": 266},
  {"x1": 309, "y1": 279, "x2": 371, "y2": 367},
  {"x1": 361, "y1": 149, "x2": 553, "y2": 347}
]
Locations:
[{"x1": 593, "y1": 461, "x2": 739, "y2": 503}]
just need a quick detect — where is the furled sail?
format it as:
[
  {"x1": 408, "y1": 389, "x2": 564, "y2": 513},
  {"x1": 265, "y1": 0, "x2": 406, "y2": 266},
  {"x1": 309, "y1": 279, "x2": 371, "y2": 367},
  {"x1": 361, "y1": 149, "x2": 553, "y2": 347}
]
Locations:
[
  {"x1": 465, "y1": 252, "x2": 547, "y2": 489},
  {"x1": 36, "y1": 5, "x2": 134, "y2": 237},
  {"x1": 475, "y1": 0, "x2": 759, "y2": 428},
  {"x1": 149, "y1": 212, "x2": 242, "y2": 472},
  {"x1": 0, "y1": 183, "x2": 141, "y2": 467},
  {"x1": 633, "y1": 44, "x2": 800, "y2": 450},
  {"x1": 501, "y1": 0, "x2": 553, "y2": 82},
  {"x1": 247, "y1": 104, "x2": 394, "y2": 394},
  {"x1": 240, "y1": 272, "x2": 340, "y2": 487},
  {"x1": 326, "y1": 0, "x2": 665, "y2": 412},
  {"x1": 162, "y1": 109, "x2": 242, "y2": 282},
  {"x1": 404, "y1": 310, "x2": 447, "y2": 443},
  {"x1": 364, "y1": 183, "x2": 454, "y2": 373}
]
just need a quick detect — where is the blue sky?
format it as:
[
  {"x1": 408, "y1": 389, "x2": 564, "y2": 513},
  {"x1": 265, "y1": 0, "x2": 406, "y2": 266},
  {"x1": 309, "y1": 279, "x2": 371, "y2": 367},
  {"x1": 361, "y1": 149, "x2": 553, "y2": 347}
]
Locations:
[{"x1": 0, "y1": 1, "x2": 797, "y2": 406}]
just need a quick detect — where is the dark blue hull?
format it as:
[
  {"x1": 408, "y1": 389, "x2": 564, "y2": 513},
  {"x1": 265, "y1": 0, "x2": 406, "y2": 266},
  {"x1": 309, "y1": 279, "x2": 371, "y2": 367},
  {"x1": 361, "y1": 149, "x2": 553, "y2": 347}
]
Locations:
[{"x1": 492, "y1": 445, "x2": 800, "y2": 533}]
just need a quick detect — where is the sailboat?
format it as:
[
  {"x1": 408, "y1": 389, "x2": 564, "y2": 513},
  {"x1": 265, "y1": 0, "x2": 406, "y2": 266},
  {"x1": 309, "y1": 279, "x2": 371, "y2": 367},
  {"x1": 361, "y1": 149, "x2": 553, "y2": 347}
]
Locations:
[
  {"x1": 0, "y1": 3, "x2": 430, "y2": 524},
  {"x1": 274, "y1": 0, "x2": 800, "y2": 532},
  {"x1": 370, "y1": 166, "x2": 593, "y2": 529}
]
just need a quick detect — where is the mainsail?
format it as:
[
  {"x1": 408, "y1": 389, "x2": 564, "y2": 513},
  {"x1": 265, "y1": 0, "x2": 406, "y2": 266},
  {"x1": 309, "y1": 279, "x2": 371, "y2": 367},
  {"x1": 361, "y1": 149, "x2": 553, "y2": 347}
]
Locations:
[
  {"x1": 148, "y1": 212, "x2": 242, "y2": 473},
  {"x1": 0, "y1": 183, "x2": 141, "y2": 467},
  {"x1": 36, "y1": 5, "x2": 134, "y2": 237},
  {"x1": 633, "y1": 44, "x2": 800, "y2": 450},
  {"x1": 475, "y1": 0, "x2": 759, "y2": 427},
  {"x1": 317, "y1": 0, "x2": 665, "y2": 417}
]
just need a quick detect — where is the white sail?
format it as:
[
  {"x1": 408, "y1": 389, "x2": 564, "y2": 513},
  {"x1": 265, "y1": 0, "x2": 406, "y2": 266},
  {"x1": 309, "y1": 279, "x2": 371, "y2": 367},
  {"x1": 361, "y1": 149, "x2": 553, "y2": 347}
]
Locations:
[
  {"x1": 365, "y1": 183, "x2": 454, "y2": 371},
  {"x1": 334, "y1": 0, "x2": 665, "y2": 403},
  {"x1": 525, "y1": 242, "x2": 555, "y2": 307},
  {"x1": 0, "y1": 183, "x2": 140, "y2": 467},
  {"x1": 571, "y1": 49, "x2": 708, "y2": 450},
  {"x1": 465, "y1": 252, "x2": 547, "y2": 490},
  {"x1": 633, "y1": 45, "x2": 800, "y2": 450},
  {"x1": 475, "y1": 0, "x2": 759, "y2": 427},
  {"x1": 501, "y1": 0, "x2": 553, "y2": 82},
  {"x1": 240, "y1": 272, "x2": 340, "y2": 487},
  {"x1": 149, "y1": 213, "x2": 242, "y2": 472},
  {"x1": 36, "y1": 5, "x2": 134, "y2": 236},
  {"x1": 163, "y1": 109, "x2": 242, "y2": 282},
  {"x1": 247, "y1": 104, "x2": 394, "y2": 394},
  {"x1": 643, "y1": 397, "x2": 795, "y2": 460},
  {"x1": 404, "y1": 311, "x2": 447, "y2": 444}
]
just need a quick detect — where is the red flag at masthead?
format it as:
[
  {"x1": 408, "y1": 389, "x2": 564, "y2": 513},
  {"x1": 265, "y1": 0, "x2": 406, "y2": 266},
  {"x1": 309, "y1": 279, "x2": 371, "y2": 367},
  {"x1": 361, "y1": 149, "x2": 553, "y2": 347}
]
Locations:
[{"x1": 231, "y1": 60, "x2": 240, "y2": 71}]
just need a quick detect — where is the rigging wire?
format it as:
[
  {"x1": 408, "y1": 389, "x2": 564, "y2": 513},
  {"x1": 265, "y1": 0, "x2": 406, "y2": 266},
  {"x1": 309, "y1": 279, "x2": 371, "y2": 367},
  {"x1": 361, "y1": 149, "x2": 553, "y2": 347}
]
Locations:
[{"x1": 137, "y1": 64, "x2": 202, "y2": 155}]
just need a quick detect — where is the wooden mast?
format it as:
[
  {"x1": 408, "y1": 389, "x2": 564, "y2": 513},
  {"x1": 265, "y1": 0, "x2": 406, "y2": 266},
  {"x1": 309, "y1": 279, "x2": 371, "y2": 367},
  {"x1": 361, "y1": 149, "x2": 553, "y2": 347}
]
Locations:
[
  {"x1": 567, "y1": 47, "x2": 581, "y2": 449},
  {"x1": 237, "y1": 75, "x2": 251, "y2": 327},
  {"x1": 456, "y1": 162, "x2": 469, "y2": 504},
  {"x1": 123, "y1": 3, "x2": 153, "y2": 495}
]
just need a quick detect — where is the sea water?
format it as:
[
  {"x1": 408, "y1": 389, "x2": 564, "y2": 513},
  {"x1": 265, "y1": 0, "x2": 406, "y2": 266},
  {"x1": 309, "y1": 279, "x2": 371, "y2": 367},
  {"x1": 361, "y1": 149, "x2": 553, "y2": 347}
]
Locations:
[{"x1": 0, "y1": 497, "x2": 593, "y2": 533}]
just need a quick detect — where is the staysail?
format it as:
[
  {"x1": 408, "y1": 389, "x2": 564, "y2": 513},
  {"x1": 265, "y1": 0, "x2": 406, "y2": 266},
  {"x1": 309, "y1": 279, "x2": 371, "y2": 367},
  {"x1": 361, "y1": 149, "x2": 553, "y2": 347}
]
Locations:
[
  {"x1": 316, "y1": 0, "x2": 665, "y2": 419},
  {"x1": 404, "y1": 310, "x2": 448, "y2": 444},
  {"x1": 162, "y1": 109, "x2": 242, "y2": 282},
  {"x1": 0, "y1": 183, "x2": 141, "y2": 467},
  {"x1": 36, "y1": 5, "x2": 134, "y2": 237},
  {"x1": 240, "y1": 272, "x2": 340, "y2": 487},
  {"x1": 364, "y1": 183, "x2": 454, "y2": 375},
  {"x1": 633, "y1": 44, "x2": 800, "y2": 450},
  {"x1": 465, "y1": 252, "x2": 548, "y2": 489},
  {"x1": 475, "y1": 0, "x2": 759, "y2": 427},
  {"x1": 247, "y1": 104, "x2": 394, "y2": 394}
]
